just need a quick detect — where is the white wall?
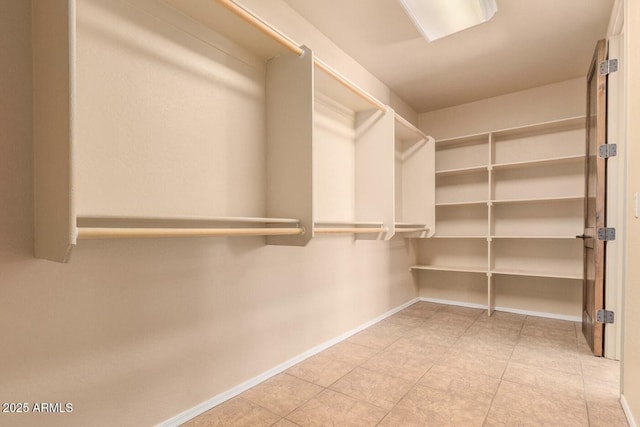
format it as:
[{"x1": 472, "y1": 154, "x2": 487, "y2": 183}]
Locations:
[
  {"x1": 622, "y1": 0, "x2": 640, "y2": 424},
  {"x1": 0, "y1": 1, "x2": 418, "y2": 426}
]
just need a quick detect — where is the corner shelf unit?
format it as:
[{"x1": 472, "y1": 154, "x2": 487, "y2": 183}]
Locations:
[
  {"x1": 413, "y1": 117, "x2": 586, "y2": 315},
  {"x1": 33, "y1": 0, "x2": 435, "y2": 262}
]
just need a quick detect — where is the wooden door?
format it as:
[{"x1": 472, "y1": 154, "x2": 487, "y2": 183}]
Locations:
[{"x1": 582, "y1": 39, "x2": 608, "y2": 356}]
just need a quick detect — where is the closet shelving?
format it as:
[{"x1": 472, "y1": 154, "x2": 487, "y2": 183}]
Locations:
[
  {"x1": 33, "y1": 0, "x2": 435, "y2": 262},
  {"x1": 394, "y1": 114, "x2": 436, "y2": 238},
  {"x1": 413, "y1": 116, "x2": 586, "y2": 315}
]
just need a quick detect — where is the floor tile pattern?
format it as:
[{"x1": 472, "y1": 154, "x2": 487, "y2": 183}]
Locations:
[{"x1": 182, "y1": 302, "x2": 628, "y2": 426}]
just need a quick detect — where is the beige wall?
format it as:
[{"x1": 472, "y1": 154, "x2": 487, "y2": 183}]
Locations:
[
  {"x1": 623, "y1": 0, "x2": 640, "y2": 423},
  {"x1": 0, "y1": 1, "x2": 417, "y2": 426},
  {"x1": 419, "y1": 78, "x2": 585, "y2": 140}
]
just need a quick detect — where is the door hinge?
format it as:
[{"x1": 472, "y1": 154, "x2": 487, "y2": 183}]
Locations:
[
  {"x1": 597, "y1": 309, "x2": 615, "y2": 324},
  {"x1": 599, "y1": 58, "x2": 618, "y2": 75},
  {"x1": 597, "y1": 227, "x2": 616, "y2": 241},
  {"x1": 599, "y1": 143, "x2": 617, "y2": 158}
]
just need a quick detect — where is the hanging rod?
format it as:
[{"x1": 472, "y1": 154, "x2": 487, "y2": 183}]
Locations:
[
  {"x1": 216, "y1": 0, "x2": 303, "y2": 56},
  {"x1": 314, "y1": 227, "x2": 387, "y2": 235},
  {"x1": 76, "y1": 215, "x2": 300, "y2": 225},
  {"x1": 395, "y1": 113, "x2": 427, "y2": 139},
  {"x1": 314, "y1": 60, "x2": 386, "y2": 112},
  {"x1": 215, "y1": 0, "x2": 386, "y2": 113},
  {"x1": 77, "y1": 227, "x2": 305, "y2": 239}
]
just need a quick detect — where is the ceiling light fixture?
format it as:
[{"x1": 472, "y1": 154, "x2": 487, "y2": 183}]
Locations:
[{"x1": 398, "y1": 0, "x2": 498, "y2": 42}]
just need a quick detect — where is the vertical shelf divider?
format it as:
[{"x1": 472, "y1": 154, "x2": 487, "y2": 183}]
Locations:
[
  {"x1": 33, "y1": 0, "x2": 76, "y2": 263},
  {"x1": 266, "y1": 46, "x2": 314, "y2": 245}
]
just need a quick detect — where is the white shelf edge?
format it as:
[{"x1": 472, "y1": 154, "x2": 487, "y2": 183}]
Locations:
[
  {"x1": 491, "y1": 195, "x2": 584, "y2": 205},
  {"x1": 490, "y1": 116, "x2": 586, "y2": 139},
  {"x1": 436, "y1": 201, "x2": 488, "y2": 207},
  {"x1": 432, "y1": 236, "x2": 487, "y2": 239},
  {"x1": 411, "y1": 265, "x2": 488, "y2": 274},
  {"x1": 492, "y1": 154, "x2": 585, "y2": 170},
  {"x1": 490, "y1": 235, "x2": 581, "y2": 240},
  {"x1": 435, "y1": 165, "x2": 489, "y2": 176},
  {"x1": 491, "y1": 269, "x2": 583, "y2": 280}
]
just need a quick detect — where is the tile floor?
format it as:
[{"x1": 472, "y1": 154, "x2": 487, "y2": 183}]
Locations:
[{"x1": 182, "y1": 302, "x2": 628, "y2": 426}]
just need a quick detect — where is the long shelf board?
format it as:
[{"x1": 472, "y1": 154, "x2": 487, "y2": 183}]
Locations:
[
  {"x1": 77, "y1": 215, "x2": 301, "y2": 226},
  {"x1": 492, "y1": 154, "x2": 585, "y2": 171},
  {"x1": 411, "y1": 265, "x2": 487, "y2": 274},
  {"x1": 436, "y1": 165, "x2": 489, "y2": 176},
  {"x1": 491, "y1": 269, "x2": 583, "y2": 280},
  {"x1": 491, "y1": 116, "x2": 586, "y2": 140},
  {"x1": 490, "y1": 235, "x2": 582, "y2": 240},
  {"x1": 432, "y1": 236, "x2": 487, "y2": 239},
  {"x1": 436, "y1": 201, "x2": 488, "y2": 207},
  {"x1": 491, "y1": 195, "x2": 584, "y2": 205}
]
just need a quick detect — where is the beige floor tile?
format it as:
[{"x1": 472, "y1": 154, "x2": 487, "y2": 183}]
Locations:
[
  {"x1": 437, "y1": 348, "x2": 509, "y2": 379},
  {"x1": 272, "y1": 419, "x2": 301, "y2": 427},
  {"x1": 321, "y1": 341, "x2": 379, "y2": 366},
  {"x1": 399, "y1": 301, "x2": 445, "y2": 318},
  {"x1": 346, "y1": 329, "x2": 399, "y2": 350},
  {"x1": 587, "y1": 400, "x2": 630, "y2": 427},
  {"x1": 286, "y1": 352, "x2": 355, "y2": 387},
  {"x1": 510, "y1": 343, "x2": 582, "y2": 375},
  {"x1": 453, "y1": 335, "x2": 516, "y2": 359},
  {"x1": 286, "y1": 389, "x2": 387, "y2": 427},
  {"x1": 383, "y1": 313, "x2": 427, "y2": 328},
  {"x1": 517, "y1": 334, "x2": 583, "y2": 355},
  {"x1": 440, "y1": 305, "x2": 484, "y2": 319},
  {"x1": 464, "y1": 323, "x2": 522, "y2": 341},
  {"x1": 361, "y1": 345, "x2": 437, "y2": 382},
  {"x1": 330, "y1": 367, "x2": 414, "y2": 410},
  {"x1": 418, "y1": 364, "x2": 500, "y2": 402},
  {"x1": 521, "y1": 324, "x2": 578, "y2": 345},
  {"x1": 503, "y1": 361, "x2": 584, "y2": 400},
  {"x1": 485, "y1": 380, "x2": 588, "y2": 427},
  {"x1": 475, "y1": 311, "x2": 526, "y2": 327},
  {"x1": 183, "y1": 397, "x2": 280, "y2": 427},
  {"x1": 584, "y1": 378, "x2": 620, "y2": 402},
  {"x1": 241, "y1": 373, "x2": 323, "y2": 417},
  {"x1": 524, "y1": 316, "x2": 579, "y2": 332},
  {"x1": 406, "y1": 324, "x2": 463, "y2": 346},
  {"x1": 581, "y1": 355, "x2": 620, "y2": 383},
  {"x1": 379, "y1": 384, "x2": 491, "y2": 427}
]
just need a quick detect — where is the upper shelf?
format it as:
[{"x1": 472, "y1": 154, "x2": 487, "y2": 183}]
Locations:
[{"x1": 492, "y1": 154, "x2": 584, "y2": 170}]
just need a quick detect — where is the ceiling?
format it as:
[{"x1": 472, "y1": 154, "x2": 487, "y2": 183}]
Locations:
[{"x1": 283, "y1": 0, "x2": 614, "y2": 113}]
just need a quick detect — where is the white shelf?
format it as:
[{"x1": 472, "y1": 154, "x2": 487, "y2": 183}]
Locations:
[
  {"x1": 491, "y1": 195, "x2": 584, "y2": 205},
  {"x1": 490, "y1": 235, "x2": 580, "y2": 240},
  {"x1": 427, "y1": 116, "x2": 586, "y2": 316},
  {"x1": 436, "y1": 165, "x2": 489, "y2": 176},
  {"x1": 491, "y1": 269, "x2": 582, "y2": 280},
  {"x1": 492, "y1": 154, "x2": 584, "y2": 170},
  {"x1": 436, "y1": 200, "x2": 488, "y2": 207},
  {"x1": 432, "y1": 235, "x2": 487, "y2": 239},
  {"x1": 411, "y1": 265, "x2": 488, "y2": 274}
]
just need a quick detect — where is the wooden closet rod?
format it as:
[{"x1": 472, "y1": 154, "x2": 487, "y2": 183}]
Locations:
[
  {"x1": 77, "y1": 227, "x2": 305, "y2": 239},
  {"x1": 314, "y1": 60, "x2": 386, "y2": 112},
  {"x1": 216, "y1": 0, "x2": 386, "y2": 112},
  {"x1": 216, "y1": 0, "x2": 304, "y2": 56},
  {"x1": 395, "y1": 113, "x2": 427, "y2": 139},
  {"x1": 315, "y1": 227, "x2": 387, "y2": 234}
]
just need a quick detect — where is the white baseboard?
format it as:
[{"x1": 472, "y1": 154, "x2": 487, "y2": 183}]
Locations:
[
  {"x1": 621, "y1": 394, "x2": 638, "y2": 427},
  {"x1": 419, "y1": 297, "x2": 582, "y2": 322},
  {"x1": 157, "y1": 297, "x2": 421, "y2": 427}
]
